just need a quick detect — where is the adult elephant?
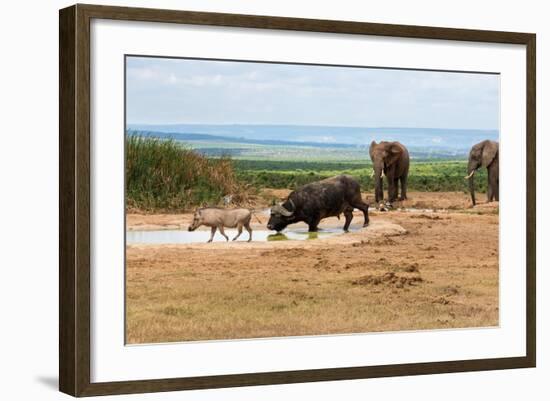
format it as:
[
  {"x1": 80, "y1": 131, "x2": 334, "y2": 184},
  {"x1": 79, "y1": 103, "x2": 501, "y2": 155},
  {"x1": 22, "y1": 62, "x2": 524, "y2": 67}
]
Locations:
[
  {"x1": 465, "y1": 140, "x2": 499, "y2": 206},
  {"x1": 369, "y1": 141, "x2": 410, "y2": 206}
]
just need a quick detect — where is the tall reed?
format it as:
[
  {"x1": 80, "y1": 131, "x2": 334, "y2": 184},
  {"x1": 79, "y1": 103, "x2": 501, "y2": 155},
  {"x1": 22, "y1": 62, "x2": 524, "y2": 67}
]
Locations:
[{"x1": 126, "y1": 136, "x2": 242, "y2": 211}]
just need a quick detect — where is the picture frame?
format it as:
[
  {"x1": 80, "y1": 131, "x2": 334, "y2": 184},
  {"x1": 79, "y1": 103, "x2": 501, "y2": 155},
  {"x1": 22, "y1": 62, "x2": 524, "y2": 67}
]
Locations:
[{"x1": 59, "y1": 3, "x2": 536, "y2": 397}]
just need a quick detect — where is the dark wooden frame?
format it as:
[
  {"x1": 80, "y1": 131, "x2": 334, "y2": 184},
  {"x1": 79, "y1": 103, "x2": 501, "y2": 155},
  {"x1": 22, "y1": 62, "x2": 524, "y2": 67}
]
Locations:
[{"x1": 59, "y1": 3, "x2": 536, "y2": 397}]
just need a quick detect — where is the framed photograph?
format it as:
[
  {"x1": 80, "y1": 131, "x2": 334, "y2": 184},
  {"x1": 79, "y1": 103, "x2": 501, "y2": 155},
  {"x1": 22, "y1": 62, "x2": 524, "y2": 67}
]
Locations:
[{"x1": 59, "y1": 4, "x2": 536, "y2": 397}]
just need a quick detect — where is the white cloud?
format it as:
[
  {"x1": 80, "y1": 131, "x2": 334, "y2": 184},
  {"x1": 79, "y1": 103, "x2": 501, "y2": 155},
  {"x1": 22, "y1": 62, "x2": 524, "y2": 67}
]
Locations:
[
  {"x1": 125, "y1": 57, "x2": 499, "y2": 129},
  {"x1": 127, "y1": 67, "x2": 158, "y2": 80}
]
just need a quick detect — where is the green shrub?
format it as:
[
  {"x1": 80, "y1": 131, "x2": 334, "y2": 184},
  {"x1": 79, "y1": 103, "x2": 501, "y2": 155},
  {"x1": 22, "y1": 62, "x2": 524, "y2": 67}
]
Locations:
[{"x1": 126, "y1": 136, "x2": 242, "y2": 211}]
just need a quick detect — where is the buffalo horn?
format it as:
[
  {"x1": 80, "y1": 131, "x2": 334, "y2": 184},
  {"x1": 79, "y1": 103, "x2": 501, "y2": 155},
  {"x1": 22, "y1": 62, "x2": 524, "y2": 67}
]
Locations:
[{"x1": 272, "y1": 203, "x2": 294, "y2": 217}]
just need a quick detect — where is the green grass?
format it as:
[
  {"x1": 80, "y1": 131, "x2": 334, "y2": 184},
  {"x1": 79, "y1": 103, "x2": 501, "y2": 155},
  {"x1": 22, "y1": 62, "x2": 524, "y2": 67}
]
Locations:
[
  {"x1": 126, "y1": 136, "x2": 488, "y2": 211},
  {"x1": 233, "y1": 159, "x2": 488, "y2": 192},
  {"x1": 126, "y1": 136, "x2": 244, "y2": 211}
]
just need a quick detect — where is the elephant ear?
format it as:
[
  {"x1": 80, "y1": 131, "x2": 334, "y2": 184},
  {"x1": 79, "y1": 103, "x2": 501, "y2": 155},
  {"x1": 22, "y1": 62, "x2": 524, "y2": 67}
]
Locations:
[
  {"x1": 369, "y1": 140, "x2": 377, "y2": 160},
  {"x1": 481, "y1": 141, "x2": 498, "y2": 167},
  {"x1": 386, "y1": 142, "x2": 403, "y2": 166}
]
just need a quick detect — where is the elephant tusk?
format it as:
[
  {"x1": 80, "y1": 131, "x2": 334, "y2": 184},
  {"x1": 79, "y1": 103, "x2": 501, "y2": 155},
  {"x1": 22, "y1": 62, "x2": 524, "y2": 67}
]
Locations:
[
  {"x1": 381, "y1": 170, "x2": 385, "y2": 178},
  {"x1": 464, "y1": 171, "x2": 475, "y2": 179},
  {"x1": 370, "y1": 169, "x2": 375, "y2": 178}
]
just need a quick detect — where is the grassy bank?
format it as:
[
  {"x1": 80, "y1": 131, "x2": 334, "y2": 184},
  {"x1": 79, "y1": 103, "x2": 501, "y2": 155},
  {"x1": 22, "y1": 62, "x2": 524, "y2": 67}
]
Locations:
[{"x1": 126, "y1": 136, "x2": 244, "y2": 211}]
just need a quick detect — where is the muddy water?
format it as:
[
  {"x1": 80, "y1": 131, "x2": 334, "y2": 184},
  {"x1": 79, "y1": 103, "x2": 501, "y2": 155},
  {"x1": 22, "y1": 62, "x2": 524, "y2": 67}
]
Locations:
[
  {"x1": 376, "y1": 207, "x2": 444, "y2": 213},
  {"x1": 126, "y1": 227, "x2": 358, "y2": 244}
]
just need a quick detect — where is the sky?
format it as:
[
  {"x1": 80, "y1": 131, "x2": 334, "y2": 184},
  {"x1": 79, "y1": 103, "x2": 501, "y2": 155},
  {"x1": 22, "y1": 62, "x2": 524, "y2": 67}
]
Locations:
[{"x1": 126, "y1": 56, "x2": 500, "y2": 130}]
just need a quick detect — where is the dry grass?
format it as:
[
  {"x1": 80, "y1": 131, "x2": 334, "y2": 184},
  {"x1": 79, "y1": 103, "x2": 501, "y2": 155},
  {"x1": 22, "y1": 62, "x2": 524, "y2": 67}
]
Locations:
[{"x1": 126, "y1": 200, "x2": 499, "y2": 343}]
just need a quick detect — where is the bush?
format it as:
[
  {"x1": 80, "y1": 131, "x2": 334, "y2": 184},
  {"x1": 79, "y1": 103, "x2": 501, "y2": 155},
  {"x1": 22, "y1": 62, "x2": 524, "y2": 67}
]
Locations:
[{"x1": 126, "y1": 136, "x2": 243, "y2": 211}]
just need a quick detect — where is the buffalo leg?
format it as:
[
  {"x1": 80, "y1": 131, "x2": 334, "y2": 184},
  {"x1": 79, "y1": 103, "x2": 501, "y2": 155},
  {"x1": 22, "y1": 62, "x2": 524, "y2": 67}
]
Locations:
[
  {"x1": 343, "y1": 209, "x2": 353, "y2": 232},
  {"x1": 207, "y1": 226, "x2": 216, "y2": 243},
  {"x1": 244, "y1": 222, "x2": 252, "y2": 242},
  {"x1": 351, "y1": 199, "x2": 369, "y2": 227},
  {"x1": 218, "y1": 226, "x2": 229, "y2": 241},
  {"x1": 308, "y1": 216, "x2": 321, "y2": 232},
  {"x1": 232, "y1": 223, "x2": 243, "y2": 241}
]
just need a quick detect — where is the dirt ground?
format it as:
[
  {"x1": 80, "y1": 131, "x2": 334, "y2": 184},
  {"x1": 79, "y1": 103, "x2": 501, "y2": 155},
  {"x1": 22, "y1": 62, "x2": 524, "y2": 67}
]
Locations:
[{"x1": 126, "y1": 191, "x2": 499, "y2": 344}]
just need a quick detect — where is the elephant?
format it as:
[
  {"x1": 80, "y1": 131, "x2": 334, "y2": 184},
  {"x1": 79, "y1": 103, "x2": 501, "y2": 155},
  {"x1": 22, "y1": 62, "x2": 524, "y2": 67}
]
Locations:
[
  {"x1": 369, "y1": 141, "x2": 410, "y2": 206},
  {"x1": 465, "y1": 140, "x2": 499, "y2": 206}
]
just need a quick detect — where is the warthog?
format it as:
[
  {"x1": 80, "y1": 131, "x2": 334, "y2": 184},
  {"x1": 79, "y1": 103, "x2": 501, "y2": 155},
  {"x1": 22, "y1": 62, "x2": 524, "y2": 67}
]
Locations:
[
  {"x1": 267, "y1": 175, "x2": 370, "y2": 233},
  {"x1": 188, "y1": 208, "x2": 259, "y2": 243}
]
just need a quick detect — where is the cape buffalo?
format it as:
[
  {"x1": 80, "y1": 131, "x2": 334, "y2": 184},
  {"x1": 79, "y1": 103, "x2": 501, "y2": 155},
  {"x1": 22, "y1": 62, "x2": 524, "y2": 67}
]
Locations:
[{"x1": 267, "y1": 175, "x2": 369, "y2": 233}]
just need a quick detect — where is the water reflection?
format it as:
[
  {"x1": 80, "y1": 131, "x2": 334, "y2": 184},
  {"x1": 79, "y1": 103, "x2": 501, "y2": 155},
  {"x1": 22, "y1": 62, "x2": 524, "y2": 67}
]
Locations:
[{"x1": 127, "y1": 227, "x2": 357, "y2": 245}]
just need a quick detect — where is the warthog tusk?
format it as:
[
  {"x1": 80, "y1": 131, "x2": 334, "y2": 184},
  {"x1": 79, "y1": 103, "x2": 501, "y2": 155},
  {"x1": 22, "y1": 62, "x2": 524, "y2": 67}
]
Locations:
[{"x1": 464, "y1": 171, "x2": 475, "y2": 179}]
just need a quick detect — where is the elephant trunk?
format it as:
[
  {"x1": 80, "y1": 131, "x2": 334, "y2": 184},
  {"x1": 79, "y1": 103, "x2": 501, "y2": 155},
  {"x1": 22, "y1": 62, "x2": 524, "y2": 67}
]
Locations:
[
  {"x1": 373, "y1": 163, "x2": 384, "y2": 204},
  {"x1": 466, "y1": 161, "x2": 478, "y2": 206},
  {"x1": 468, "y1": 174, "x2": 476, "y2": 206}
]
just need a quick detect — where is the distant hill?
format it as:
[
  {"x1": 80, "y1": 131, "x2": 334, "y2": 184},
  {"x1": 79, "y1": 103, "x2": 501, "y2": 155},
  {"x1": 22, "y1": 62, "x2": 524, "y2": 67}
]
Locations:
[
  {"x1": 127, "y1": 123, "x2": 499, "y2": 151},
  {"x1": 126, "y1": 130, "x2": 358, "y2": 149}
]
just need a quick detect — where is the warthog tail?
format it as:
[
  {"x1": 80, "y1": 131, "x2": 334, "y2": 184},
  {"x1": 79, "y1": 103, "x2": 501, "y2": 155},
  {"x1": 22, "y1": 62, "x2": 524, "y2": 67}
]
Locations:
[{"x1": 250, "y1": 210, "x2": 262, "y2": 224}]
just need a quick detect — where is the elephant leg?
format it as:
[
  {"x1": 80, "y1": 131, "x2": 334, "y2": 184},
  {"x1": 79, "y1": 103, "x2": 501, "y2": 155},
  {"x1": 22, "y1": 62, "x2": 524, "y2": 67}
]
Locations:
[
  {"x1": 487, "y1": 166, "x2": 494, "y2": 202},
  {"x1": 488, "y1": 165, "x2": 499, "y2": 202},
  {"x1": 388, "y1": 177, "x2": 398, "y2": 203},
  {"x1": 343, "y1": 208, "x2": 353, "y2": 232},
  {"x1": 399, "y1": 175, "x2": 408, "y2": 200}
]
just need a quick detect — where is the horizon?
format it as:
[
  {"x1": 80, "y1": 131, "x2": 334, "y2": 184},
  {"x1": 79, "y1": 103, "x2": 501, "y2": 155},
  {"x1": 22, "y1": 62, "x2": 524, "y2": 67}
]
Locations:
[
  {"x1": 127, "y1": 122, "x2": 499, "y2": 132},
  {"x1": 126, "y1": 124, "x2": 499, "y2": 154}
]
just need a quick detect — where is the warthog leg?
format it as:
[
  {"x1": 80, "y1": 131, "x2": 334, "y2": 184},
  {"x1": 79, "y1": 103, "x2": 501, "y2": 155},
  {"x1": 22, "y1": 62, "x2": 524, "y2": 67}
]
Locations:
[
  {"x1": 233, "y1": 223, "x2": 243, "y2": 241},
  {"x1": 245, "y1": 222, "x2": 252, "y2": 242},
  {"x1": 207, "y1": 226, "x2": 216, "y2": 243},
  {"x1": 218, "y1": 226, "x2": 229, "y2": 242}
]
